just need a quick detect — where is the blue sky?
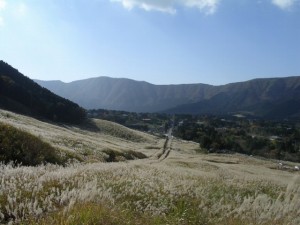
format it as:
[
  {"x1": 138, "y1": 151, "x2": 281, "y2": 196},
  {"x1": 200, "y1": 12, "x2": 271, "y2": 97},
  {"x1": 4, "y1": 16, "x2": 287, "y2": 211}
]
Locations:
[{"x1": 0, "y1": 0, "x2": 299, "y2": 85}]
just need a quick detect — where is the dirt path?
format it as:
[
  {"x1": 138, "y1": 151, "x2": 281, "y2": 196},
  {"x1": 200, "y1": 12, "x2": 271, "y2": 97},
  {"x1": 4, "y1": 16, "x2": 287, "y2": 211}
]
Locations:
[{"x1": 157, "y1": 128, "x2": 173, "y2": 161}]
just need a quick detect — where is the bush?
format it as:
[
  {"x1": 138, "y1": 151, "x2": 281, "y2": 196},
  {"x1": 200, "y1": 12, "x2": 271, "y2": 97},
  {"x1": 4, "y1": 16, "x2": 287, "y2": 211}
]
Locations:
[
  {"x1": 103, "y1": 149, "x2": 147, "y2": 162},
  {"x1": 0, "y1": 122, "x2": 62, "y2": 166}
]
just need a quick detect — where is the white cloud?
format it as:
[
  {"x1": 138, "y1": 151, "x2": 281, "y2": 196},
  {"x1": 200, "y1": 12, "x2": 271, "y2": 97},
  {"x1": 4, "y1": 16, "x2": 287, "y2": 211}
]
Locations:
[
  {"x1": 110, "y1": 0, "x2": 220, "y2": 14},
  {"x1": 271, "y1": 0, "x2": 297, "y2": 9},
  {"x1": 184, "y1": 0, "x2": 219, "y2": 14},
  {"x1": 0, "y1": 0, "x2": 6, "y2": 11}
]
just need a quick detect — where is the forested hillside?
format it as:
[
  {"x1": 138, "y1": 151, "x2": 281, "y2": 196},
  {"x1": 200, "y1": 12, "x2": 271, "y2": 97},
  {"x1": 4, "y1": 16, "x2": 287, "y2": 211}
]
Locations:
[
  {"x1": 165, "y1": 77, "x2": 300, "y2": 119},
  {"x1": 0, "y1": 61, "x2": 86, "y2": 124}
]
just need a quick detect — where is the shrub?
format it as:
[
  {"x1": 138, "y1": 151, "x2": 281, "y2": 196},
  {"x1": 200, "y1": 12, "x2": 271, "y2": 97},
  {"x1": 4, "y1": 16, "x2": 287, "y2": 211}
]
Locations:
[
  {"x1": 103, "y1": 149, "x2": 147, "y2": 162},
  {"x1": 0, "y1": 122, "x2": 62, "y2": 165}
]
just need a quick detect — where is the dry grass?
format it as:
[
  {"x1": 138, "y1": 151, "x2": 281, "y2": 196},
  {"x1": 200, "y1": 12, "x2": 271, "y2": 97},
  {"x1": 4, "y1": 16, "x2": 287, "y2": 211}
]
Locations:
[
  {"x1": 0, "y1": 161, "x2": 299, "y2": 224},
  {"x1": 93, "y1": 119, "x2": 148, "y2": 142},
  {"x1": 0, "y1": 110, "x2": 160, "y2": 162},
  {"x1": 0, "y1": 109, "x2": 299, "y2": 224}
]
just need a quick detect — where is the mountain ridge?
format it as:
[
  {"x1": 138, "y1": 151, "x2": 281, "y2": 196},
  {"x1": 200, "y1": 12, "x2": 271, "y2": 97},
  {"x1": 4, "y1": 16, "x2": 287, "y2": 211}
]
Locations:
[
  {"x1": 35, "y1": 75, "x2": 300, "y2": 119},
  {"x1": 164, "y1": 76, "x2": 300, "y2": 119},
  {"x1": 35, "y1": 76, "x2": 213, "y2": 112}
]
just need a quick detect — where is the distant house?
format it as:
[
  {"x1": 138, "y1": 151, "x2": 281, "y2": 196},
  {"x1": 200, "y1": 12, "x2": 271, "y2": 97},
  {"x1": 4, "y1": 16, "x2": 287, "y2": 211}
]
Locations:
[
  {"x1": 269, "y1": 136, "x2": 281, "y2": 141},
  {"x1": 216, "y1": 127, "x2": 228, "y2": 133}
]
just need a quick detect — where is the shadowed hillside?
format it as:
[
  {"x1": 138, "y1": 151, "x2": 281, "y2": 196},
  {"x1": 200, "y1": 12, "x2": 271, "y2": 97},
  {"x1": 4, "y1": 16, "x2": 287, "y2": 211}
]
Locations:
[
  {"x1": 165, "y1": 77, "x2": 300, "y2": 119},
  {"x1": 0, "y1": 61, "x2": 86, "y2": 124}
]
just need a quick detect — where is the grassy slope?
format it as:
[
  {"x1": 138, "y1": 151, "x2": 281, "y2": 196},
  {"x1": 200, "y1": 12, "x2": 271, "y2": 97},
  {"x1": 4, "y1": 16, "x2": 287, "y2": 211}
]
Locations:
[
  {"x1": 0, "y1": 109, "x2": 299, "y2": 224},
  {"x1": 0, "y1": 109, "x2": 158, "y2": 162}
]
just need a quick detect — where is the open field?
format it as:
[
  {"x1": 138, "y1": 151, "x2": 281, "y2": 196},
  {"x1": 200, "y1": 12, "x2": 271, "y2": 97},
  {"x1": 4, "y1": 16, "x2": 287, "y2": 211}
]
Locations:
[{"x1": 0, "y1": 109, "x2": 299, "y2": 224}]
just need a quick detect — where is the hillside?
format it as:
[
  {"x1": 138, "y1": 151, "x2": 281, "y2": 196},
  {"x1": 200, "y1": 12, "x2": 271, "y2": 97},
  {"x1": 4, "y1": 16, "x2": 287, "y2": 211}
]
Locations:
[
  {"x1": 0, "y1": 109, "x2": 157, "y2": 163},
  {"x1": 36, "y1": 76, "x2": 300, "y2": 119},
  {"x1": 0, "y1": 61, "x2": 86, "y2": 124},
  {"x1": 0, "y1": 108, "x2": 299, "y2": 224},
  {"x1": 165, "y1": 77, "x2": 300, "y2": 119}
]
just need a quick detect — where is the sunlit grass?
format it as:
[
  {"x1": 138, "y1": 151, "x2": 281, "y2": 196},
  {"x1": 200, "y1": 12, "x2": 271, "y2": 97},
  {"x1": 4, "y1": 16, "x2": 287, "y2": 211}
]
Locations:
[
  {"x1": 1, "y1": 162, "x2": 299, "y2": 224},
  {"x1": 0, "y1": 109, "x2": 299, "y2": 224}
]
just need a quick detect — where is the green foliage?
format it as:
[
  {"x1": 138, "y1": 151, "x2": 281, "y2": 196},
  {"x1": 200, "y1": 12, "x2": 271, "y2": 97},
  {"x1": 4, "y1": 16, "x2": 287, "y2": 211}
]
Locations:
[
  {"x1": 26, "y1": 202, "x2": 168, "y2": 225},
  {"x1": 174, "y1": 115, "x2": 300, "y2": 162},
  {"x1": 88, "y1": 109, "x2": 171, "y2": 134},
  {"x1": 0, "y1": 122, "x2": 63, "y2": 165},
  {"x1": 0, "y1": 61, "x2": 86, "y2": 124}
]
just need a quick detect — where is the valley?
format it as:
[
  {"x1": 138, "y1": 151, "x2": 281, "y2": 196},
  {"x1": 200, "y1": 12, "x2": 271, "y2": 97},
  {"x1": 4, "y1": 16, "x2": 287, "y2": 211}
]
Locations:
[
  {"x1": 0, "y1": 61, "x2": 299, "y2": 224},
  {"x1": 0, "y1": 109, "x2": 299, "y2": 224},
  {"x1": 1, "y1": 0, "x2": 300, "y2": 223}
]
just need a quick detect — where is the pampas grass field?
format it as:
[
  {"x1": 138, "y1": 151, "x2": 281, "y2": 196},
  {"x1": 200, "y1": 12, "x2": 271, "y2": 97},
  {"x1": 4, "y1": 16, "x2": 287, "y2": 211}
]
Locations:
[{"x1": 0, "y1": 110, "x2": 299, "y2": 224}]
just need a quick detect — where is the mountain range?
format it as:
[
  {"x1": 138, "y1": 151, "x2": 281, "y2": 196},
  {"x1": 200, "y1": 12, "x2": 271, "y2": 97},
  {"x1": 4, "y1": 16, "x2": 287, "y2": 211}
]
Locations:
[
  {"x1": 36, "y1": 75, "x2": 300, "y2": 119},
  {"x1": 35, "y1": 77, "x2": 212, "y2": 112}
]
